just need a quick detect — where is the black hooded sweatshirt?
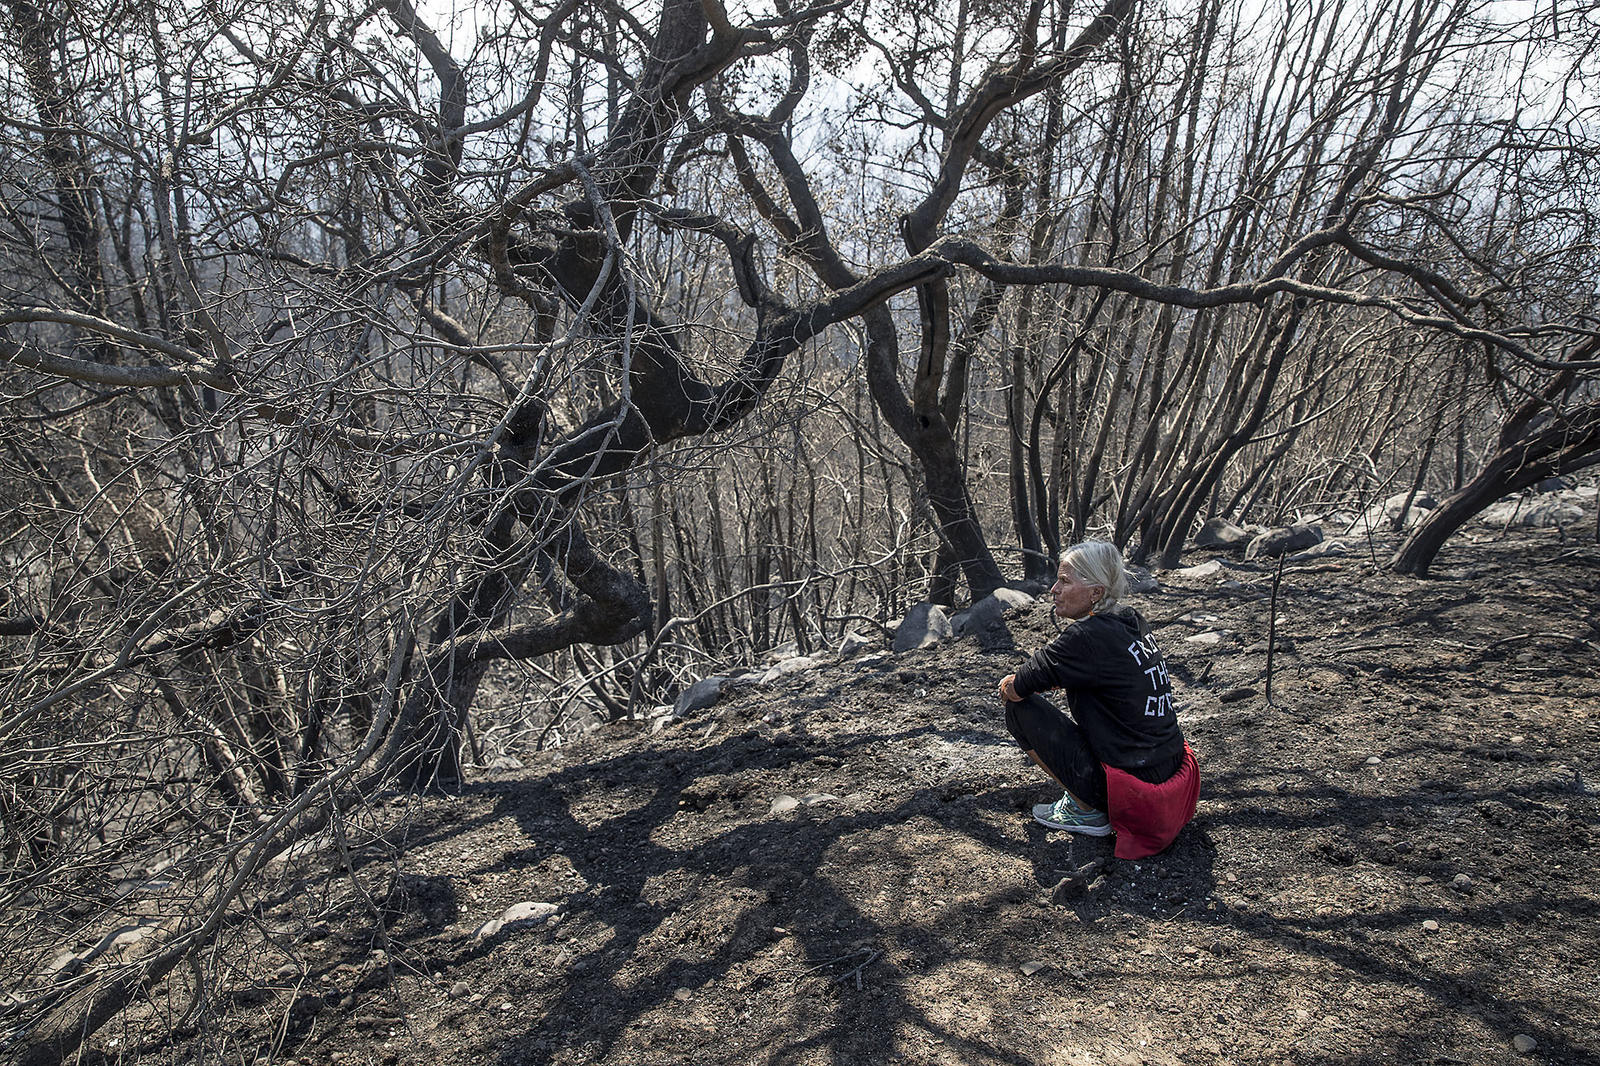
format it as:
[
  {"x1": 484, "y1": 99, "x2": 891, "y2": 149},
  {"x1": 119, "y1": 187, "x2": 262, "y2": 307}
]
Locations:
[{"x1": 1011, "y1": 606, "x2": 1186, "y2": 775}]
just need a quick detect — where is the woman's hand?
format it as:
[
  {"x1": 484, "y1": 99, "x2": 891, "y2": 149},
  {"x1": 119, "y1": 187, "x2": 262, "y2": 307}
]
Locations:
[{"x1": 998, "y1": 674, "x2": 1020, "y2": 703}]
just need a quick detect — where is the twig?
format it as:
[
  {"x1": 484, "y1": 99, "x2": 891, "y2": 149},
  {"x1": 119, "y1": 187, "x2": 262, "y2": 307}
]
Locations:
[{"x1": 792, "y1": 947, "x2": 879, "y2": 990}]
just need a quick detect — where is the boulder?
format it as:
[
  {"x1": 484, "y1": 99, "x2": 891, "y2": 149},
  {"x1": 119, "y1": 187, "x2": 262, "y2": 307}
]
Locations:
[
  {"x1": 1479, "y1": 498, "x2": 1586, "y2": 529},
  {"x1": 1245, "y1": 523, "x2": 1323, "y2": 560},
  {"x1": 1359, "y1": 492, "x2": 1437, "y2": 531},
  {"x1": 1536, "y1": 475, "x2": 1575, "y2": 492},
  {"x1": 673, "y1": 676, "x2": 726, "y2": 716},
  {"x1": 1194, "y1": 518, "x2": 1255, "y2": 551},
  {"x1": 993, "y1": 587, "x2": 1037, "y2": 610},
  {"x1": 952, "y1": 588, "x2": 1036, "y2": 637},
  {"x1": 892, "y1": 603, "x2": 952, "y2": 652}
]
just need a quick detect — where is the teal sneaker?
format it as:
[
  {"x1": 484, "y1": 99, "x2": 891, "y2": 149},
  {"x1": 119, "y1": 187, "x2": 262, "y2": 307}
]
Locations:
[{"x1": 1032, "y1": 792, "x2": 1112, "y2": 835}]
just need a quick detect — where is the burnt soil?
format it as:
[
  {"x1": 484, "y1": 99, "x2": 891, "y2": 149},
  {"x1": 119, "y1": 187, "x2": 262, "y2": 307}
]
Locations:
[{"x1": 120, "y1": 528, "x2": 1600, "y2": 1066}]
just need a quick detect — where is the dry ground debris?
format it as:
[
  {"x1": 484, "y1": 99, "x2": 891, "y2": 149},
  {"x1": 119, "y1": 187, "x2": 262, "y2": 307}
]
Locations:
[{"x1": 101, "y1": 528, "x2": 1600, "y2": 1066}]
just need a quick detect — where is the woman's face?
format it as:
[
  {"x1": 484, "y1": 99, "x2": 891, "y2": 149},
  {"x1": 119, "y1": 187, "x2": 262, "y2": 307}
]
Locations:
[{"x1": 1051, "y1": 561, "x2": 1102, "y2": 620}]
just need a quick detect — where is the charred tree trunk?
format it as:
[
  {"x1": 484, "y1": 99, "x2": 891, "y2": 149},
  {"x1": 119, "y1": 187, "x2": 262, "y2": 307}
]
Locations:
[{"x1": 1393, "y1": 401, "x2": 1600, "y2": 575}]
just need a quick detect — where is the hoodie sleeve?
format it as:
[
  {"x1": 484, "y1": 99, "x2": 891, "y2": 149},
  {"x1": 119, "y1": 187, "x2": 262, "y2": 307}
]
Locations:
[{"x1": 1011, "y1": 623, "x2": 1106, "y2": 697}]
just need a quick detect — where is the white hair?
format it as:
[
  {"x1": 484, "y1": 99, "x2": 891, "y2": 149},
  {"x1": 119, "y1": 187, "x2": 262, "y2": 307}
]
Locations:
[{"x1": 1061, "y1": 540, "x2": 1130, "y2": 611}]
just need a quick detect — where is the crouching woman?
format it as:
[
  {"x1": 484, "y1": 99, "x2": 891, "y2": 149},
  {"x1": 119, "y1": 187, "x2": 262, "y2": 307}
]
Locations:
[{"x1": 998, "y1": 541, "x2": 1200, "y2": 860}]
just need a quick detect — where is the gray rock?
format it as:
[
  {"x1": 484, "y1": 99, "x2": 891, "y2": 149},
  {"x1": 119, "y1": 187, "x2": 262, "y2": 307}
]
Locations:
[
  {"x1": 1194, "y1": 518, "x2": 1254, "y2": 551},
  {"x1": 488, "y1": 755, "x2": 525, "y2": 770},
  {"x1": 501, "y1": 901, "x2": 560, "y2": 927},
  {"x1": 1290, "y1": 538, "x2": 1348, "y2": 561},
  {"x1": 1536, "y1": 475, "x2": 1575, "y2": 492},
  {"x1": 1020, "y1": 961, "x2": 1049, "y2": 977},
  {"x1": 111, "y1": 924, "x2": 153, "y2": 950},
  {"x1": 768, "y1": 640, "x2": 801, "y2": 662},
  {"x1": 799, "y1": 792, "x2": 841, "y2": 806},
  {"x1": 952, "y1": 588, "x2": 1034, "y2": 638},
  {"x1": 1480, "y1": 498, "x2": 1585, "y2": 529},
  {"x1": 1245, "y1": 523, "x2": 1323, "y2": 559},
  {"x1": 992, "y1": 587, "x2": 1036, "y2": 610},
  {"x1": 759, "y1": 656, "x2": 818, "y2": 685},
  {"x1": 1513, "y1": 1034, "x2": 1537, "y2": 1054},
  {"x1": 837, "y1": 630, "x2": 874, "y2": 658},
  {"x1": 47, "y1": 950, "x2": 83, "y2": 978},
  {"x1": 892, "y1": 603, "x2": 952, "y2": 652},
  {"x1": 769, "y1": 795, "x2": 800, "y2": 815},
  {"x1": 1358, "y1": 492, "x2": 1437, "y2": 531},
  {"x1": 1172, "y1": 560, "x2": 1224, "y2": 579},
  {"x1": 450, "y1": 980, "x2": 471, "y2": 998},
  {"x1": 1126, "y1": 566, "x2": 1159, "y2": 594},
  {"x1": 674, "y1": 676, "x2": 727, "y2": 716}
]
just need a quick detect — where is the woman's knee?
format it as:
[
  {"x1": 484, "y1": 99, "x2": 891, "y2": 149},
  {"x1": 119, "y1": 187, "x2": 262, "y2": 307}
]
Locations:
[{"x1": 1004, "y1": 692, "x2": 1054, "y2": 747}]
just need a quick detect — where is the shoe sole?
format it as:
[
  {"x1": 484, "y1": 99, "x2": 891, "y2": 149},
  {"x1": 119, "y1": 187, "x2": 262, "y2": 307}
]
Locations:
[{"x1": 1032, "y1": 813, "x2": 1113, "y2": 835}]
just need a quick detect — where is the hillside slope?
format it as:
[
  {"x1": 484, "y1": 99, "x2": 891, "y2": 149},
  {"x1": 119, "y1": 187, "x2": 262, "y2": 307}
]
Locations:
[{"x1": 121, "y1": 528, "x2": 1600, "y2": 1066}]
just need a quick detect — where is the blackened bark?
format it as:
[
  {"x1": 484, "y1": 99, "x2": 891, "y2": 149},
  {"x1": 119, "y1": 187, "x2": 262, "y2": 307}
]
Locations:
[{"x1": 1392, "y1": 403, "x2": 1600, "y2": 575}]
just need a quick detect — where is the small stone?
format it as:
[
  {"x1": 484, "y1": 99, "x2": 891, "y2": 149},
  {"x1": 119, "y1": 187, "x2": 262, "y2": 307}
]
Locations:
[
  {"x1": 449, "y1": 981, "x2": 471, "y2": 998},
  {"x1": 1512, "y1": 1034, "x2": 1537, "y2": 1054},
  {"x1": 1020, "y1": 961, "x2": 1048, "y2": 976},
  {"x1": 498, "y1": 1001, "x2": 513, "y2": 1012},
  {"x1": 502, "y1": 901, "x2": 560, "y2": 925},
  {"x1": 1365, "y1": 756, "x2": 1382, "y2": 765},
  {"x1": 1184, "y1": 631, "x2": 1224, "y2": 645},
  {"x1": 837, "y1": 631, "x2": 873, "y2": 658},
  {"x1": 799, "y1": 792, "x2": 840, "y2": 806},
  {"x1": 1372, "y1": 833, "x2": 1395, "y2": 845},
  {"x1": 673, "y1": 988, "x2": 693, "y2": 1002},
  {"x1": 1451, "y1": 874, "x2": 1473, "y2": 889},
  {"x1": 1421, "y1": 920, "x2": 1440, "y2": 932},
  {"x1": 769, "y1": 795, "x2": 800, "y2": 815}
]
